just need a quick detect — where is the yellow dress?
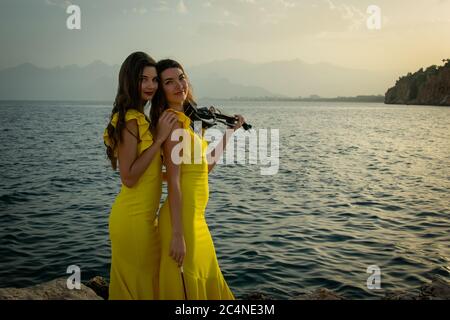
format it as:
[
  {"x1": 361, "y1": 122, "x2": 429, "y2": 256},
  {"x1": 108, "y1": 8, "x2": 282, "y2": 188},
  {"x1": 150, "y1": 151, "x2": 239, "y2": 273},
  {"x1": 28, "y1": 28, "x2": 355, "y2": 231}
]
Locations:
[
  {"x1": 103, "y1": 109, "x2": 162, "y2": 300},
  {"x1": 158, "y1": 109, "x2": 235, "y2": 300}
]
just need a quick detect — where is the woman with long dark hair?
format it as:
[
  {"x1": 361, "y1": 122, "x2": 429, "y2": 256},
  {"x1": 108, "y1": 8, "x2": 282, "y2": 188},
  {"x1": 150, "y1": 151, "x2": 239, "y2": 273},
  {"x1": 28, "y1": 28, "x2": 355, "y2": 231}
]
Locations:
[
  {"x1": 151, "y1": 59, "x2": 244, "y2": 299},
  {"x1": 103, "y1": 52, "x2": 177, "y2": 299}
]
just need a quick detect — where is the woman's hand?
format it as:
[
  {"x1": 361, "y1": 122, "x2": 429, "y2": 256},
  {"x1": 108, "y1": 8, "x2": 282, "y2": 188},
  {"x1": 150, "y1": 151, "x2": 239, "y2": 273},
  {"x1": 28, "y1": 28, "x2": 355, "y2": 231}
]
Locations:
[
  {"x1": 232, "y1": 114, "x2": 245, "y2": 132},
  {"x1": 170, "y1": 233, "x2": 186, "y2": 267},
  {"x1": 155, "y1": 111, "x2": 178, "y2": 144}
]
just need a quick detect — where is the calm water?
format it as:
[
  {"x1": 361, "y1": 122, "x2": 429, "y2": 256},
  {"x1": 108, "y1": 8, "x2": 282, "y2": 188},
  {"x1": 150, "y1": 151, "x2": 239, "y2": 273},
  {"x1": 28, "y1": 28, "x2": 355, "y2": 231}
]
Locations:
[{"x1": 0, "y1": 100, "x2": 449, "y2": 299}]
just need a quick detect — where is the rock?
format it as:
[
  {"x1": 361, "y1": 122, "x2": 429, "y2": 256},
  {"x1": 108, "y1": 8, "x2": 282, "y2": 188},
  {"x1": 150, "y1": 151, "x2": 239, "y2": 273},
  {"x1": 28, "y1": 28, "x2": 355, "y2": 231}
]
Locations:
[
  {"x1": 0, "y1": 277, "x2": 103, "y2": 300},
  {"x1": 242, "y1": 292, "x2": 273, "y2": 300},
  {"x1": 384, "y1": 277, "x2": 450, "y2": 300},
  {"x1": 385, "y1": 59, "x2": 450, "y2": 106},
  {"x1": 296, "y1": 288, "x2": 345, "y2": 300},
  {"x1": 243, "y1": 288, "x2": 346, "y2": 300},
  {"x1": 85, "y1": 276, "x2": 109, "y2": 300},
  {"x1": 384, "y1": 290, "x2": 421, "y2": 300},
  {"x1": 2, "y1": 275, "x2": 449, "y2": 300},
  {"x1": 419, "y1": 277, "x2": 450, "y2": 300}
]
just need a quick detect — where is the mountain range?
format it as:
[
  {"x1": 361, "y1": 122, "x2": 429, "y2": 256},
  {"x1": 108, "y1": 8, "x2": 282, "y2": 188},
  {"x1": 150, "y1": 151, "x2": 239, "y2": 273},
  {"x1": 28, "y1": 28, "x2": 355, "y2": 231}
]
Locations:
[{"x1": 0, "y1": 59, "x2": 397, "y2": 100}]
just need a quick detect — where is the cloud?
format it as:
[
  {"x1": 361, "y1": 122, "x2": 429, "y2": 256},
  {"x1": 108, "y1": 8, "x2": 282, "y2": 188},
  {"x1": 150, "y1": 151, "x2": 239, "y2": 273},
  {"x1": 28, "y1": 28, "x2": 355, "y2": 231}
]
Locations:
[
  {"x1": 123, "y1": 7, "x2": 148, "y2": 15},
  {"x1": 275, "y1": 0, "x2": 296, "y2": 8},
  {"x1": 178, "y1": 0, "x2": 188, "y2": 14},
  {"x1": 322, "y1": 1, "x2": 367, "y2": 31},
  {"x1": 45, "y1": 0, "x2": 72, "y2": 8},
  {"x1": 155, "y1": 0, "x2": 170, "y2": 12},
  {"x1": 340, "y1": 5, "x2": 366, "y2": 31},
  {"x1": 325, "y1": 0, "x2": 336, "y2": 10},
  {"x1": 261, "y1": 12, "x2": 287, "y2": 25}
]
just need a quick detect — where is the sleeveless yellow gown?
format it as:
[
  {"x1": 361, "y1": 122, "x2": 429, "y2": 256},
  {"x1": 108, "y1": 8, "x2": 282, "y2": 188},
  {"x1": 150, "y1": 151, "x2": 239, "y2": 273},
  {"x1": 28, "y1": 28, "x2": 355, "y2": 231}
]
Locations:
[
  {"x1": 103, "y1": 109, "x2": 162, "y2": 300},
  {"x1": 158, "y1": 109, "x2": 235, "y2": 300}
]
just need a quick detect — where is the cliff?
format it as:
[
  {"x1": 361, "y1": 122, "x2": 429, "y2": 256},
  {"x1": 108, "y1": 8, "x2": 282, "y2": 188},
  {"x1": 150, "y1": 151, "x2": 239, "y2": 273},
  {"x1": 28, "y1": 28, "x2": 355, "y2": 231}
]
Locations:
[{"x1": 385, "y1": 59, "x2": 450, "y2": 106}]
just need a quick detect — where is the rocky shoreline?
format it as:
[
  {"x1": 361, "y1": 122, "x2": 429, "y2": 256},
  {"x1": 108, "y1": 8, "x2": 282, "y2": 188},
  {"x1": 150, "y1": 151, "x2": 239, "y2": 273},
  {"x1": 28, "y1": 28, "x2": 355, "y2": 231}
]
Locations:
[{"x1": 0, "y1": 276, "x2": 449, "y2": 300}]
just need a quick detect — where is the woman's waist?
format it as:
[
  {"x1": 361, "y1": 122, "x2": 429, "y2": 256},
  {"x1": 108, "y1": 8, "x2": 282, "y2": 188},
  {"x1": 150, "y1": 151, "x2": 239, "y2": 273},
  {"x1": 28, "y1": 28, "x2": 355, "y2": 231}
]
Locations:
[
  {"x1": 160, "y1": 198, "x2": 208, "y2": 219},
  {"x1": 179, "y1": 183, "x2": 209, "y2": 208},
  {"x1": 117, "y1": 190, "x2": 161, "y2": 206},
  {"x1": 116, "y1": 179, "x2": 162, "y2": 204},
  {"x1": 120, "y1": 170, "x2": 162, "y2": 189},
  {"x1": 180, "y1": 165, "x2": 209, "y2": 177},
  {"x1": 180, "y1": 176, "x2": 209, "y2": 191}
]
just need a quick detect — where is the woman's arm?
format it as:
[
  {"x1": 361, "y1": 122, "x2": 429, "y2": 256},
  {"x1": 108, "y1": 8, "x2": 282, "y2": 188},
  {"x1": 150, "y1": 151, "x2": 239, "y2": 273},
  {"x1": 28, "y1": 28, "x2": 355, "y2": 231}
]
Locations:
[
  {"x1": 207, "y1": 129, "x2": 233, "y2": 173},
  {"x1": 208, "y1": 114, "x2": 245, "y2": 173},
  {"x1": 163, "y1": 121, "x2": 186, "y2": 267},
  {"x1": 118, "y1": 112, "x2": 176, "y2": 188}
]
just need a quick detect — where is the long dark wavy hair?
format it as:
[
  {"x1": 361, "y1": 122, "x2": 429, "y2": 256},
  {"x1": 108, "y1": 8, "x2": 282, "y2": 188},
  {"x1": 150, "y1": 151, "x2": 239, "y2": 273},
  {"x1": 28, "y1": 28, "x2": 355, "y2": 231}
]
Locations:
[
  {"x1": 105, "y1": 51, "x2": 156, "y2": 170},
  {"x1": 150, "y1": 59, "x2": 196, "y2": 130}
]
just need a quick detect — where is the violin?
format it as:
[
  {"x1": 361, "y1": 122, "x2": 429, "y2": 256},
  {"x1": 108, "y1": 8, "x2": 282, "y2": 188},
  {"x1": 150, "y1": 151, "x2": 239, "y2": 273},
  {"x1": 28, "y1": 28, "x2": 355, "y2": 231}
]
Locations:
[{"x1": 184, "y1": 102, "x2": 252, "y2": 131}]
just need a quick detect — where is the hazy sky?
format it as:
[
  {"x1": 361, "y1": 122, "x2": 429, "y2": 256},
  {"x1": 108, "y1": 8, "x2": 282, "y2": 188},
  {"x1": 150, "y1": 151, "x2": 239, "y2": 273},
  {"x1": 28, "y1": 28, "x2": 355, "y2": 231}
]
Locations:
[{"x1": 1, "y1": 0, "x2": 449, "y2": 72}]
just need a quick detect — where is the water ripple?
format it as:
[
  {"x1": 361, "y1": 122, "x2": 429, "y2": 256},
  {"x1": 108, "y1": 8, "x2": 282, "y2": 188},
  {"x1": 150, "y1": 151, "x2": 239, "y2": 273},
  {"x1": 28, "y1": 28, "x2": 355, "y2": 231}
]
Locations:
[{"x1": 0, "y1": 101, "x2": 449, "y2": 299}]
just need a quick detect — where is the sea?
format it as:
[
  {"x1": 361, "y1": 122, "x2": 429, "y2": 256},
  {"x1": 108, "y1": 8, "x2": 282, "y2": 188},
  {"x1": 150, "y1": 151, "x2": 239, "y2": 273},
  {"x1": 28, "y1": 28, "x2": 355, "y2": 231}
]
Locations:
[{"x1": 0, "y1": 100, "x2": 449, "y2": 299}]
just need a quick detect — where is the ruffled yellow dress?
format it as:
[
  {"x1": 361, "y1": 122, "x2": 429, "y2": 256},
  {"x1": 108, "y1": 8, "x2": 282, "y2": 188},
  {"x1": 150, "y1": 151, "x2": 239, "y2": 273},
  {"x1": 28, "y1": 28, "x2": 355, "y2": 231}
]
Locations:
[
  {"x1": 158, "y1": 109, "x2": 235, "y2": 300},
  {"x1": 103, "y1": 109, "x2": 162, "y2": 300}
]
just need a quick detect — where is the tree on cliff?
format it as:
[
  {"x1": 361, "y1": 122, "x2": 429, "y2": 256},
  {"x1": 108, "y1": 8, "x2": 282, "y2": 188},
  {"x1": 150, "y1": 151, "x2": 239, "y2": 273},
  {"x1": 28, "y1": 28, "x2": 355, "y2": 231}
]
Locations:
[{"x1": 385, "y1": 58, "x2": 450, "y2": 106}]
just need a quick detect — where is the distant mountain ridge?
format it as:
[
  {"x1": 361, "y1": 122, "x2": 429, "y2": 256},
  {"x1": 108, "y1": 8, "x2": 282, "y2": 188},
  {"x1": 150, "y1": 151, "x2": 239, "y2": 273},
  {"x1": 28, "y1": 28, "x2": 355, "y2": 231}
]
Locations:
[
  {"x1": 0, "y1": 59, "x2": 393, "y2": 100},
  {"x1": 0, "y1": 61, "x2": 119, "y2": 101},
  {"x1": 188, "y1": 58, "x2": 393, "y2": 97},
  {"x1": 0, "y1": 61, "x2": 276, "y2": 101}
]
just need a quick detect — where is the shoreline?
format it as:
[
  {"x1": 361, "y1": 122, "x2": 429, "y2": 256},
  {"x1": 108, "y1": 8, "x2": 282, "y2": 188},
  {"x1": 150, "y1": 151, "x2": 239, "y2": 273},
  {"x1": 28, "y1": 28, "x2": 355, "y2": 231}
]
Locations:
[{"x1": 0, "y1": 276, "x2": 448, "y2": 300}]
